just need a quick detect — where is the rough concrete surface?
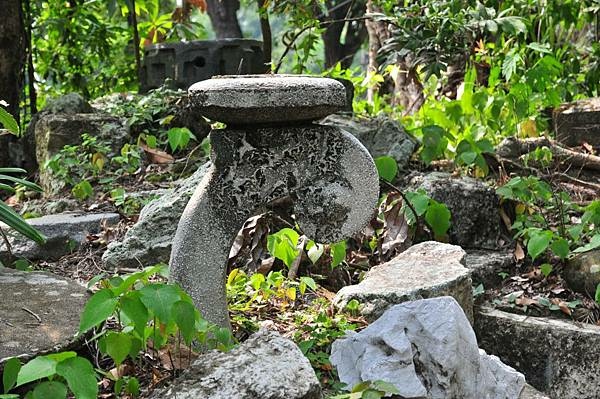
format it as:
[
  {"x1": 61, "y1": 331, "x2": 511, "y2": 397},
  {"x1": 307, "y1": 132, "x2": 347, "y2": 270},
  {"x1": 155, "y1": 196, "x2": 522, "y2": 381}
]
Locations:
[
  {"x1": 170, "y1": 125, "x2": 379, "y2": 329},
  {"x1": 189, "y1": 75, "x2": 346, "y2": 124},
  {"x1": 149, "y1": 329, "x2": 322, "y2": 399},
  {"x1": 0, "y1": 267, "x2": 88, "y2": 364}
]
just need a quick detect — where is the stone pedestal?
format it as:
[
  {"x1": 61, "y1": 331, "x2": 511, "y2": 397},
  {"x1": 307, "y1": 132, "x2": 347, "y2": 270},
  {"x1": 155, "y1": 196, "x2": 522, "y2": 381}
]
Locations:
[{"x1": 169, "y1": 75, "x2": 380, "y2": 329}]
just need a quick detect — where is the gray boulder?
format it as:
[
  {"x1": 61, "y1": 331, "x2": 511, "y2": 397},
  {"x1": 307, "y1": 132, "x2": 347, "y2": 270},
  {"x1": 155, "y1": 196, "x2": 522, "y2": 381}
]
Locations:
[
  {"x1": 564, "y1": 249, "x2": 600, "y2": 295},
  {"x1": 320, "y1": 113, "x2": 416, "y2": 170},
  {"x1": 0, "y1": 267, "x2": 88, "y2": 364},
  {"x1": 0, "y1": 212, "x2": 119, "y2": 263},
  {"x1": 331, "y1": 297, "x2": 525, "y2": 399},
  {"x1": 102, "y1": 163, "x2": 210, "y2": 269},
  {"x1": 35, "y1": 113, "x2": 130, "y2": 195},
  {"x1": 334, "y1": 241, "x2": 473, "y2": 323},
  {"x1": 409, "y1": 172, "x2": 502, "y2": 249},
  {"x1": 43, "y1": 93, "x2": 94, "y2": 114},
  {"x1": 149, "y1": 329, "x2": 322, "y2": 399},
  {"x1": 476, "y1": 306, "x2": 600, "y2": 399},
  {"x1": 18, "y1": 93, "x2": 94, "y2": 171}
]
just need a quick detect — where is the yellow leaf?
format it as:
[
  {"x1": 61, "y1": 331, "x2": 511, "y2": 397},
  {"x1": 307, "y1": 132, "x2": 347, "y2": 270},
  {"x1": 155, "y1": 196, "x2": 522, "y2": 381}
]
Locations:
[
  {"x1": 227, "y1": 269, "x2": 239, "y2": 286},
  {"x1": 286, "y1": 287, "x2": 296, "y2": 301},
  {"x1": 519, "y1": 119, "x2": 538, "y2": 138},
  {"x1": 92, "y1": 152, "x2": 105, "y2": 170},
  {"x1": 515, "y1": 203, "x2": 526, "y2": 215}
]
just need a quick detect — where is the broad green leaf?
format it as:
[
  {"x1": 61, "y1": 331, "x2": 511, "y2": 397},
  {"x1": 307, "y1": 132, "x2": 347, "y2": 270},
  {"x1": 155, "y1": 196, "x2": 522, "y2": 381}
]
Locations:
[
  {"x1": 300, "y1": 276, "x2": 317, "y2": 291},
  {"x1": 120, "y1": 293, "x2": 149, "y2": 338},
  {"x1": 71, "y1": 180, "x2": 93, "y2": 201},
  {"x1": 139, "y1": 284, "x2": 180, "y2": 323},
  {"x1": 425, "y1": 201, "x2": 451, "y2": 238},
  {"x1": 167, "y1": 127, "x2": 195, "y2": 152},
  {"x1": 172, "y1": 300, "x2": 197, "y2": 345},
  {"x1": 371, "y1": 380, "x2": 400, "y2": 394},
  {"x1": 79, "y1": 289, "x2": 118, "y2": 333},
  {"x1": 267, "y1": 228, "x2": 300, "y2": 268},
  {"x1": 550, "y1": 238, "x2": 570, "y2": 259},
  {"x1": 32, "y1": 381, "x2": 67, "y2": 399},
  {"x1": 527, "y1": 230, "x2": 552, "y2": 260},
  {"x1": 540, "y1": 263, "x2": 553, "y2": 278},
  {"x1": 100, "y1": 332, "x2": 132, "y2": 366},
  {"x1": 573, "y1": 234, "x2": 600, "y2": 253},
  {"x1": 16, "y1": 357, "x2": 57, "y2": 387},
  {"x1": 374, "y1": 156, "x2": 398, "y2": 182},
  {"x1": 330, "y1": 241, "x2": 347, "y2": 268},
  {"x1": 595, "y1": 283, "x2": 600, "y2": 304},
  {"x1": 55, "y1": 357, "x2": 97, "y2": 399},
  {"x1": 3, "y1": 358, "x2": 21, "y2": 393},
  {"x1": 0, "y1": 107, "x2": 19, "y2": 135}
]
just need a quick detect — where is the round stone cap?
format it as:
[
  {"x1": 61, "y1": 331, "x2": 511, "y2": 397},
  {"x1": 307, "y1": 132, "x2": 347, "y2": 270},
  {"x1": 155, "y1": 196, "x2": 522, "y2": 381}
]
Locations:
[{"x1": 189, "y1": 75, "x2": 346, "y2": 125}]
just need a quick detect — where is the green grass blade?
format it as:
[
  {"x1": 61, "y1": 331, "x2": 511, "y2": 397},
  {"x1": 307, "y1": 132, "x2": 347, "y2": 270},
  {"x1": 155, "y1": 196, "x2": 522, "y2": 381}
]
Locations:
[
  {"x1": 0, "y1": 201, "x2": 46, "y2": 244},
  {"x1": 0, "y1": 175, "x2": 43, "y2": 192}
]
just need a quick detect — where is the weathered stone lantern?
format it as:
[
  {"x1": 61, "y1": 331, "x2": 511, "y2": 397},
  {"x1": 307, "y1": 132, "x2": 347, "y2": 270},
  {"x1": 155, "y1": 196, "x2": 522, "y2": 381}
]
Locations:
[{"x1": 169, "y1": 75, "x2": 380, "y2": 329}]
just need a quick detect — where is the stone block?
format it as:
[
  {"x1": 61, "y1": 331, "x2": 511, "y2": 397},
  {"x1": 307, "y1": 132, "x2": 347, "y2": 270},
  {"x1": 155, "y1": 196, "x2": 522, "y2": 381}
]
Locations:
[
  {"x1": 334, "y1": 241, "x2": 473, "y2": 323},
  {"x1": 475, "y1": 306, "x2": 600, "y2": 399},
  {"x1": 0, "y1": 212, "x2": 119, "y2": 263},
  {"x1": 320, "y1": 114, "x2": 416, "y2": 170},
  {"x1": 554, "y1": 98, "x2": 600, "y2": 147},
  {"x1": 409, "y1": 172, "x2": 502, "y2": 249},
  {"x1": 35, "y1": 113, "x2": 129, "y2": 194}
]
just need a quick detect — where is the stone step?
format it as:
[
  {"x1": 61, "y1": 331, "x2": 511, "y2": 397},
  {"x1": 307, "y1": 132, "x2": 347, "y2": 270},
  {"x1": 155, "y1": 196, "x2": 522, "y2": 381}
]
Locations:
[
  {"x1": 475, "y1": 305, "x2": 600, "y2": 399},
  {"x1": 0, "y1": 212, "x2": 119, "y2": 263}
]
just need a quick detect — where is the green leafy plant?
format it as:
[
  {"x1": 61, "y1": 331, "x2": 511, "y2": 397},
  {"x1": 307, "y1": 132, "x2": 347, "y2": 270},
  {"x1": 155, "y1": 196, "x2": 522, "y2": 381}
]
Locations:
[
  {"x1": 331, "y1": 380, "x2": 401, "y2": 399},
  {"x1": 1, "y1": 352, "x2": 98, "y2": 399},
  {"x1": 0, "y1": 265, "x2": 235, "y2": 398},
  {"x1": 497, "y1": 176, "x2": 600, "y2": 263}
]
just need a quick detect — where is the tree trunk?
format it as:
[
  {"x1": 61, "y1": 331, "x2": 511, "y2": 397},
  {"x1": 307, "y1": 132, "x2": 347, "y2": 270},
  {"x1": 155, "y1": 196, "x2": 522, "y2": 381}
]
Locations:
[
  {"x1": 206, "y1": 0, "x2": 243, "y2": 39},
  {"x1": 321, "y1": 0, "x2": 367, "y2": 69},
  {"x1": 364, "y1": 0, "x2": 423, "y2": 114},
  {"x1": 0, "y1": 0, "x2": 26, "y2": 167}
]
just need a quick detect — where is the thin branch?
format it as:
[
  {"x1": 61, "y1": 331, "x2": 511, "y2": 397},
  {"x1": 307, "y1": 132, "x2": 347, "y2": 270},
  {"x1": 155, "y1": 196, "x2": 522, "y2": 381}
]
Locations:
[{"x1": 274, "y1": 16, "x2": 372, "y2": 73}]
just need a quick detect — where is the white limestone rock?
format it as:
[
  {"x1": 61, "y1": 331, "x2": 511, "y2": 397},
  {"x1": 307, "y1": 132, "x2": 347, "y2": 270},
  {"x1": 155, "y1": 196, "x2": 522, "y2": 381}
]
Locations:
[{"x1": 331, "y1": 297, "x2": 526, "y2": 399}]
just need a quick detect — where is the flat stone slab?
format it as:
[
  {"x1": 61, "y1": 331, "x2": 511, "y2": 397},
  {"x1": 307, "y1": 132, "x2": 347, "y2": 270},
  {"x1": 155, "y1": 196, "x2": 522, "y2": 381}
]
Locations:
[
  {"x1": 475, "y1": 306, "x2": 600, "y2": 399},
  {"x1": 1, "y1": 212, "x2": 120, "y2": 262},
  {"x1": 189, "y1": 75, "x2": 346, "y2": 124},
  {"x1": 0, "y1": 267, "x2": 88, "y2": 363},
  {"x1": 334, "y1": 241, "x2": 473, "y2": 323},
  {"x1": 554, "y1": 98, "x2": 600, "y2": 147}
]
